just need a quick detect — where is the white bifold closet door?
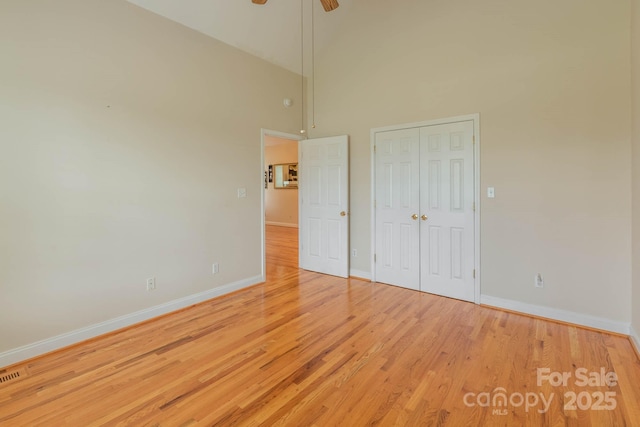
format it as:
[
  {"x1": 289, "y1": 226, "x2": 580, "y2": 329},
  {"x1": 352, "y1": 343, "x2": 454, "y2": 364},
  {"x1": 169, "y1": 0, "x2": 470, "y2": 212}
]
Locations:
[{"x1": 374, "y1": 121, "x2": 475, "y2": 302}]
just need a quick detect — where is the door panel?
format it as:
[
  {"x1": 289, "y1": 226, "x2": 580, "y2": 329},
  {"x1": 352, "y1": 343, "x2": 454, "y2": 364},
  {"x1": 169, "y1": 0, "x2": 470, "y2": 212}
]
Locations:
[
  {"x1": 299, "y1": 135, "x2": 349, "y2": 278},
  {"x1": 419, "y1": 121, "x2": 475, "y2": 301},
  {"x1": 374, "y1": 128, "x2": 420, "y2": 290}
]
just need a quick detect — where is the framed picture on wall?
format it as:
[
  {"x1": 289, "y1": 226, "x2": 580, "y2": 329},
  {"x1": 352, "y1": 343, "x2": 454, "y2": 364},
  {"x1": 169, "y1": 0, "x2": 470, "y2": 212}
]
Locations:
[{"x1": 274, "y1": 163, "x2": 298, "y2": 189}]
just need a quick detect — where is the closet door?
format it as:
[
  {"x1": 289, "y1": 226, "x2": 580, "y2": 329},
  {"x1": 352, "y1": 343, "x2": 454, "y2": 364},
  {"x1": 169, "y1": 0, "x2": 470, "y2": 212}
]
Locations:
[
  {"x1": 419, "y1": 121, "x2": 475, "y2": 302},
  {"x1": 373, "y1": 120, "x2": 476, "y2": 302},
  {"x1": 374, "y1": 128, "x2": 420, "y2": 290}
]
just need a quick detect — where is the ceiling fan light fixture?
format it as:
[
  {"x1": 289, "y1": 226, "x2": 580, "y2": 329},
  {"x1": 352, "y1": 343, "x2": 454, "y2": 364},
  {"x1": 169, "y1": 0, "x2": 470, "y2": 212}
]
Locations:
[
  {"x1": 319, "y1": 0, "x2": 339, "y2": 12},
  {"x1": 251, "y1": 0, "x2": 338, "y2": 12}
]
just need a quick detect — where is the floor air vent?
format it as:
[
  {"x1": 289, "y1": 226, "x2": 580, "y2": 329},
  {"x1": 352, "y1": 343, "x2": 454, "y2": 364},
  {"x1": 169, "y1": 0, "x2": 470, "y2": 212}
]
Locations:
[{"x1": 0, "y1": 369, "x2": 25, "y2": 384}]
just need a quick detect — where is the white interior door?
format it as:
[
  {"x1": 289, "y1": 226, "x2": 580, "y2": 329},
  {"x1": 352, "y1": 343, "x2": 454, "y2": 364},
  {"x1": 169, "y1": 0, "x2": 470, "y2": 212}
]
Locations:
[
  {"x1": 374, "y1": 128, "x2": 420, "y2": 290},
  {"x1": 419, "y1": 121, "x2": 475, "y2": 301},
  {"x1": 373, "y1": 120, "x2": 476, "y2": 302},
  {"x1": 299, "y1": 135, "x2": 349, "y2": 278}
]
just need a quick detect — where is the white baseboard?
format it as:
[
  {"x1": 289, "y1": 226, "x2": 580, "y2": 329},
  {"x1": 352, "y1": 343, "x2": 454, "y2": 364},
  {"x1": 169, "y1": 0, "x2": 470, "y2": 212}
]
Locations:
[
  {"x1": 631, "y1": 325, "x2": 640, "y2": 356},
  {"x1": 265, "y1": 221, "x2": 298, "y2": 228},
  {"x1": 350, "y1": 269, "x2": 372, "y2": 281},
  {"x1": 0, "y1": 275, "x2": 264, "y2": 368},
  {"x1": 480, "y1": 295, "x2": 630, "y2": 335}
]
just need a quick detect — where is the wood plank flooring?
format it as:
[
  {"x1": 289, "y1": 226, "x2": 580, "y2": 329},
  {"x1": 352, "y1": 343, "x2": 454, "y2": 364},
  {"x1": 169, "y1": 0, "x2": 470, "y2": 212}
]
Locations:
[{"x1": 1, "y1": 225, "x2": 639, "y2": 425}]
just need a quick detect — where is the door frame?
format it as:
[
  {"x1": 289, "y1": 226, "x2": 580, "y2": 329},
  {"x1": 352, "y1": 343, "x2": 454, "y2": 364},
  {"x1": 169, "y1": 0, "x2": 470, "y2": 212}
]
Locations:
[
  {"x1": 369, "y1": 114, "x2": 481, "y2": 304},
  {"x1": 260, "y1": 128, "x2": 305, "y2": 280}
]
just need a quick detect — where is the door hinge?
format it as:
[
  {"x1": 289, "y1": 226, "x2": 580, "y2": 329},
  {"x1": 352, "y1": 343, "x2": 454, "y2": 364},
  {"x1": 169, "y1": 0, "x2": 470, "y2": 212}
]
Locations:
[
  {"x1": 473, "y1": 202, "x2": 476, "y2": 212},
  {"x1": 374, "y1": 254, "x2": 377, "y2": 263},
  {"x1": 472, "y1": 135, "x2": 476, "y2": 145},
  {"x1": 373, "y1": 145, "x2": 376, "y2": 153},
  {"x1": 473, "y1": 269, "x2": 476, "y2": 279},
  {"x1": 373, "y1": 199, "x2": 376, "y2": 208}
]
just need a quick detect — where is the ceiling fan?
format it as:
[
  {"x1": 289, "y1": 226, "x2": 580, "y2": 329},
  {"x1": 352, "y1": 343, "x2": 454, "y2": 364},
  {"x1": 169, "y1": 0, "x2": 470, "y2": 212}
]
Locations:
[{"x1": 251, "y1": 0, "x2": 339, "y2": 12}]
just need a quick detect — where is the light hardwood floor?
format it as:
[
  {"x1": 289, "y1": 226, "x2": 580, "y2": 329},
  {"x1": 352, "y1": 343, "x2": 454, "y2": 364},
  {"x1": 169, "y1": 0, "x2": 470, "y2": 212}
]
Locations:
[{"x1": 1, "y1": 225, "x2": 639, "y2": 426}]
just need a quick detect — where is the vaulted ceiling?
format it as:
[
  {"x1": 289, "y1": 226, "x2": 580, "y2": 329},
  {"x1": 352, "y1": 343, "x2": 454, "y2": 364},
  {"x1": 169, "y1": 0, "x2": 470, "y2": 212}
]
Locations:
[{"x1": 126, "y1": 0, "x2": 352, "y2": 74}]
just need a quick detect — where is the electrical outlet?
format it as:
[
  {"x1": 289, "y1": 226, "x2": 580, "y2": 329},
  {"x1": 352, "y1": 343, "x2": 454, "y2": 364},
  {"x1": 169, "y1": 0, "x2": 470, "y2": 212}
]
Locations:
[
  {"x1": 212, "y1": 263, "x2": 219, "y2": 274},
  {"x1": 146, "y1": 277, "x2": 156, "y2": 291},
  {"x1": 535, "y1": 273, "x2": 544, "y2": 288},
  {"x1": 352, "y1": 249, "x2": 357, "y2": 258}
]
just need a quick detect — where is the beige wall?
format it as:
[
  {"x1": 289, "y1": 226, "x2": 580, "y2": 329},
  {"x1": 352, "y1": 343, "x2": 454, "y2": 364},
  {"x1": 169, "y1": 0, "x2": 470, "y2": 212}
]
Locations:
[
  {"x1": 632, "y1": 0, "x2": 640, "y2": 339},
  {"x1": 1, "y1": 0, "x2": 636, "y2": 362},
  {"x1": 265, "y1": 138, "x2": 299, "y2": 226},
  {"x1": 0, "y1": 0, "x2": 301, "y2": 354},
  {"x1": 310, "y1": 0, "x2": 632, "y2": 322}
]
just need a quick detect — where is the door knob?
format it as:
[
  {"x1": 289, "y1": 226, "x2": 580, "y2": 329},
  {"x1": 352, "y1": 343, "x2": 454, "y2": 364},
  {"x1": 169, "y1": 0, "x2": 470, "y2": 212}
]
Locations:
[
  {"x1": 411, "y1": 214, "x2": 418, "y2": 220},
  {"x1": 340, "y1": 211, "x2": 347, "y2": 217},
  {"x1": 421, "y1": 214, "x2": 428, "y2": 221}
]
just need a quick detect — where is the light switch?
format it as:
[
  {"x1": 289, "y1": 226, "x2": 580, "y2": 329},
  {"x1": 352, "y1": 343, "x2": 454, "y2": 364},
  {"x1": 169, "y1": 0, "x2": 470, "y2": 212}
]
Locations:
[
  {"x1": 487, "y1": 187, "x2": 495, "y2": 198},
  {"x1": 237, "y1": 188, "x2": 247, "y2": 198}
]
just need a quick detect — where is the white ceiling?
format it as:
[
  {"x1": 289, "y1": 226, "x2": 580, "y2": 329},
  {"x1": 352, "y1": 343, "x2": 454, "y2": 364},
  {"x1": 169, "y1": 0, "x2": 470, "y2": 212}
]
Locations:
[{"x1": 126, "y1": 0, "x2": 351, "y2": 75}]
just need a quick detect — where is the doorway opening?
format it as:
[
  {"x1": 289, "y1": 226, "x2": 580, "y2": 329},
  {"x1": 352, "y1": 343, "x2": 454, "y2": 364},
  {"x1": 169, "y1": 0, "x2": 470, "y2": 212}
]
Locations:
[
  {"x1": 265, "y1": 136, "x2": 299, "y2": 228},
  {"x1": 261, "y1": 130, "x2": 303, "y2": 280}
]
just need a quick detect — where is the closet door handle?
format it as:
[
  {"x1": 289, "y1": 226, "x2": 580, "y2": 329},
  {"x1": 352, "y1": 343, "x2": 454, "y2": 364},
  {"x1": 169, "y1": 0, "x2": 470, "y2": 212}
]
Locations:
[
  {"x1": 411, "y1": 214, "x2": 418, "y2": 220},
  {"x1": 421, "y1": 215, "x2": 428, "y2": 221}
]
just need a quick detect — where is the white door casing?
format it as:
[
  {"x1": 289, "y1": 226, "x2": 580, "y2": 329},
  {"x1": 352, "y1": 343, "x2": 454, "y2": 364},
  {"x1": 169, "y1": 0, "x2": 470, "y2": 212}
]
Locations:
[
  {"x1": 260, "y1": 129, "x2": 305, "y2": 281},
  {"x1": 299, "y1": 135, "x2": 349, "y2": 278},
  {"x1": 372, "y1": 117, "x2": 478, "y2": 303}
]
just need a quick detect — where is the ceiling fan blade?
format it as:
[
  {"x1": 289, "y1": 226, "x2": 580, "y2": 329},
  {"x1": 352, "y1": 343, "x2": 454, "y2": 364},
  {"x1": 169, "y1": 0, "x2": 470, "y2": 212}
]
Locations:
[
  {"x1": 319, "y1": 0, "x2": 339, "y2": 12},
  {"x1": 252, "y1": 0, "x2": 268, "y2": 4}
]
